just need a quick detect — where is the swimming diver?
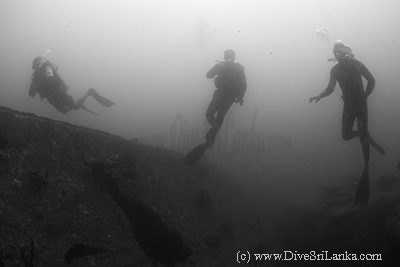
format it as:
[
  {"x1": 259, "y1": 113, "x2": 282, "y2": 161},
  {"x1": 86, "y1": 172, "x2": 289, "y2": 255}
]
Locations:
[
  {"x1": 204, "y1": 49, "x2": 247, "y2": 147},
  {"x1": 183, "y1": 49, "x2": 247, "y2": 166},
  {"x1": 29, "y1": 56, "x2": 115, "y2": 115},
  {"x1": 309, "y1": 41, "x2": 385, "y2": 206}
]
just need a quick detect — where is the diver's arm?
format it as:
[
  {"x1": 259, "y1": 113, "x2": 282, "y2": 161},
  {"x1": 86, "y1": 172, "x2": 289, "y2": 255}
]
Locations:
[
  {"x1": 320, "y1": 81, "x2": 335, "y2": 98},
  {"x1": 236, "y1": 66, "x2": 247, "y2": 105},
  {"x1": 206, "y1": 63, "x2": 222, "y2": 79},
  {"x1": 29, "y1": 83, "x2": 37, "y2": 97},
  {"x1": 29, "y1": 71, "x2": 39, "y2": 97},
  {"x1": 309, "y1": 68, "x2": 336, "y2": 103},
  {"x1": 239, "y1": 66, "x2": 247, "y2": 97},
  {"x1": 28, "y1": 87, "x2": 37, "y2": 97},
  {"x1": 358, "y1": 61, "x2": 375, "y2": 97}
]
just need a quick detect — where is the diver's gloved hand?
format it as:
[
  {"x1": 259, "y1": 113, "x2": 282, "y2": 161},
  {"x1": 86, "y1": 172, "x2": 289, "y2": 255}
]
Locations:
[{"x1": 235, "y1": 98, "x2": 244, "y2": 106}]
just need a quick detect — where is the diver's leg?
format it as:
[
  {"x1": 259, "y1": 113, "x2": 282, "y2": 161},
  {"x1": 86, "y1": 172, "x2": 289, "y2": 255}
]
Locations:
[
  {"x1": 205, "y1": 107, "x2": 216, "y2": 127},
  {"x1": 354, "y1": 108, "x2": 371, "y2": 207},
  {"x1": 205, "y1": 97, "x2": 234, "y2": 148},
  {"x1": 50, "y1": 101, "x2": 70, "y2": 114},
  {"x1": 76, "y1": 93, "x2": 90, "y2": 108},
  {"x1": 342, "y1": 103, "x2": 358, "y2": 140},
  {"x1": 356, "y1": 101, "x2": 370, "y2": 162},
  {"x1": 358, "y1": 118, "x2": 370, "y2": 163},
  {"x1": 357, "y1": 102, "x2": 386, "y2": 155},
  {"x1": 205, "y1": 90, "x2": 220, "y2": 127},
  {"x1": 205, "y1": 126, "x2": 219, "y2": 148},
  {"x1": 48, "y1": 95, "x2": 71, "y2": 114},
  {"x1": 55, "y1": 89, "x2": 88, "y2": 110},
  {"x1": 368, "y1": 136, "x2": 386, "y2": 155},
  {"x1": 75, "y1": 88, "x2": 115, "y2": 108},
  {"x1": 354, "y1": 101, "x2": 373, "y2": 207},
  {"x1": 87, "y1": 88, "x2": 115, "y2": 107},
  {"x1": 215, "y1": 97, "x2": 235, "y2": 125},
  {"x1": 56, "y1": 91, "x2": 98, "y2": 115}
]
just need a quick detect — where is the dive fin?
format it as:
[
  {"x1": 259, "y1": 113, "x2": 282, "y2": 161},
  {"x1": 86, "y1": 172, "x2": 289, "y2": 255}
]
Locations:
[
  {"x1": 81, "y1": 104, "x2": 100, "y2": 116},
  {"x1": 369, "y1": 137, "x2": 386, "y2": 155},
  {"x1": 354, "y1": 166, "x2": 369, "y2": 207},
  {"x1": 183, "y1": 143, "x2": 208, "y2": 167},
  {"x1": 89, "y1": 88, "x2": 115, "y2": 107},
  {"x1": 205, "y1": 127, "x2": 219, "y2": 148}
]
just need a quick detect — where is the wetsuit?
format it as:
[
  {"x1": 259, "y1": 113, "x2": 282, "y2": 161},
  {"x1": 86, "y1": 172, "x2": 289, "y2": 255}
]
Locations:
[
  {"x1": 322, "y1": 58, "x2": 377, "y2": 161},
  {"x1": 205, "y1": 60, "x2": 247, "y2": 147}
]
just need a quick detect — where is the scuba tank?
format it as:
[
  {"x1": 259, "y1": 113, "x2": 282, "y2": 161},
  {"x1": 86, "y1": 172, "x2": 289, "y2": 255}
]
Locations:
[
  {"x1": 43, "y1": 50, "x2": 69, "y2": 92},
  {"x1": 53, "y1": 67, "x2": 69, "y2": 92}
]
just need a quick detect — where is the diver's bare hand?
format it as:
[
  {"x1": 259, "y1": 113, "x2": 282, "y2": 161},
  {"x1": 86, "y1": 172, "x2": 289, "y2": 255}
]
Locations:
[
  {"x1": 236, "y1": 98, "x2": 244, "y2": 106},
  {"x1": 309, "y1": 96, "x2": 321, "y2": 103}
]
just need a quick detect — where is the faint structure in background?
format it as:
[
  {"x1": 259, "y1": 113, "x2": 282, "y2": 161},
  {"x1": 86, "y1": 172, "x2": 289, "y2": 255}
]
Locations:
[
  {"x1": 193, "y1": 17, "x2": 216, "y2": 48},
  {"x1": 316, "y1": 27, "x2": 332, "y2": 44}
]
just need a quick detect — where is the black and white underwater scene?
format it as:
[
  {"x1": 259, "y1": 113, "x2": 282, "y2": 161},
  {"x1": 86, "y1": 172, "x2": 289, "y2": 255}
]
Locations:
[{"x1": 1, "y1": 0, "x2": 400, "y2": 266}]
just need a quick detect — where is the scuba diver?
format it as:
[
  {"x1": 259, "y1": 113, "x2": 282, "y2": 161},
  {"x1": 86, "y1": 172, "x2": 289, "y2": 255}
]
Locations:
[
  {"x1": 309, "y1": 41, "x2": 385, "y2": 206},
  {"x1": 29, "y1": 56, "x2": 115, "y2": 115},
  {"x1": 183, "y1": 49, "x2": 247, "y2": 166},
  {"x1": 204, "y1": 49, "x2": 247, "y2": 147}
]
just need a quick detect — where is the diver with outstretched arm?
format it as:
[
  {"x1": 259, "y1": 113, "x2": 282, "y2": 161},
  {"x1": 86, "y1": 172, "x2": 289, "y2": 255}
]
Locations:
[
  {"x1": 309, "y1": 42, "x2": 385, "y2": 206},
  {"x1": 29, "y1": 56, "x2": 115, "y2": 115}
]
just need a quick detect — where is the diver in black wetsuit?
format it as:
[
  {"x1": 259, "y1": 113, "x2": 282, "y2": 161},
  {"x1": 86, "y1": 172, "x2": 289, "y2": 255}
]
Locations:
[
  {"x1": 309, "y1": 42, "x2": 385, "y2": 159},
  {"x1": 183, "y1": 50, "x2": 247, "y2": 167},
  {"x1": 204, "y1": 49, "x2": 247, "y2": 147},
  {"x1": 309, "y1": 42, "x2": 385, "y2": 206}
]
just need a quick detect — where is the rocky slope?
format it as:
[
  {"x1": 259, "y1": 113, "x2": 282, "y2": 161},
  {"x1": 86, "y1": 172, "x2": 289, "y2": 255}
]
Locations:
[
  {"x1": 279, "y1": 181, "x2": 400, "y2": 267},
  {"x1": 0, "y1": 106, "x2": 278, "y2": 267}
]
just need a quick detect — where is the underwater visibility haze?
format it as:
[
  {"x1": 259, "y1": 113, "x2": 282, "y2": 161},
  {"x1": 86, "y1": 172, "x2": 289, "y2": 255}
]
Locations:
[{"x1": 1, "y1": 0, "x2": 400, "y2": 228}]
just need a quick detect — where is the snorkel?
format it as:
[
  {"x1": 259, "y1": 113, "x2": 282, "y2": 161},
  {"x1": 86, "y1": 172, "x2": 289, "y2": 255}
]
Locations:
[
  {"x1": 215, "y1": 49, "x2": 236, "y2": 63},
  {"x1": 328, "y1": 41, "x2": 354, "y2": 62}
]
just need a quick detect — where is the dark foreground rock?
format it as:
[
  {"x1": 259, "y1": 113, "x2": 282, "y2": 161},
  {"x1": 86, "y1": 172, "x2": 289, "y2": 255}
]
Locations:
[
  {"x1": 279, "y1": 183, "x2": 400, "y2": 267},
  {"x1": 0, "y1": 106, "x2": 279, "y2": 267}
]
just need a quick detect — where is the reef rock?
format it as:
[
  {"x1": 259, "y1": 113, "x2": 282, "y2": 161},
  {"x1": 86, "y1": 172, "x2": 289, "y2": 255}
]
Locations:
[
  {"x1": 0, "y1": 106, "x2": 277, "y2": 266},
  {"x1": 279, "y1": 183, "x2": 400, "y2": 266}
]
